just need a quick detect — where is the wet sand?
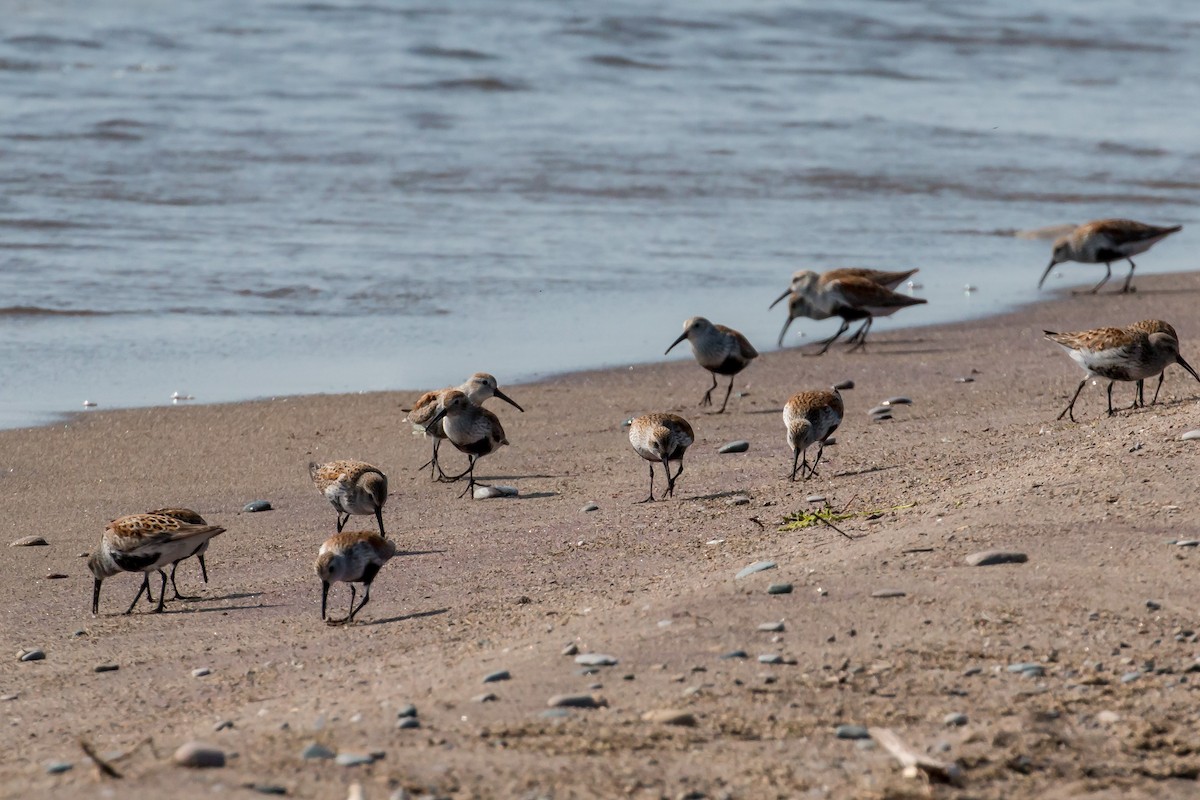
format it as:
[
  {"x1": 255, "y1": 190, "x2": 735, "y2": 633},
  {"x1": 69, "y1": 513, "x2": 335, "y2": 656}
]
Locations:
[{"x1": 4, "y1": 273, "x2": 1200, "y2": 799}]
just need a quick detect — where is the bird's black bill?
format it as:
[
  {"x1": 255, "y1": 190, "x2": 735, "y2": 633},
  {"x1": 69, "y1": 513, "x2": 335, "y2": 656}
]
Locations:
[
  {"x1": 494, "y1": 388, "x2": 524, "y2": 413},
  {"x1": 664, "y1": 332, "x2": 688, "y2": 355}
]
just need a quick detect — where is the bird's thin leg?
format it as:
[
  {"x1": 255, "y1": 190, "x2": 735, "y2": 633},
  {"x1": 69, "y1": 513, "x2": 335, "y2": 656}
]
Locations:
[
  {"x1": 441, "y1": 462, "x2": 473, "y2": 482},
  {"x1": 1075, "y1": 263, "x2": 1112, "y2": 295},
  {"x1": 336, "y1": 511, "x2": 349, "y2": 532},
  {"x1": 637, "y1": 462, "x2": 656, "y2": 504},
  {"x1": 92, "y1": 578, "x2": 103, "y2": 616},
  {"x1": 349, "y1": 583, "x2": 371, "y2": 622},
  {"x1": 1120, "y1": 258, "x2": 1137, "y2": 293},
  {"x1": 459, "y1": 456, "x2": 480, "y2": 499},
  {"x1": 1057, "y1": 378, "x2": 1088, "y2": 422},
  {"x1": 847, "y1": 319, "x2": 873, "y2": 353},
  {"x1": 168, "y1": 560, "x2": 199, "y2": 601},
  {"x1": 321, "y1": 580, "x2": 330, "y2": 620},
  {"x1": 198, "y1": 553, "x2": 209, "y2": 584},
  {"x1": 1133, "y1": 379, "x2": 1145, "y2": 409},
  {"x1": 663, "y1": 458, "x2": 684, "y2": 499},
  {"x1": 806, "y1": 320, "x2": 850, "y2": 357},
  {"x1": 124, "y1": 574, "x2": 151, "y2": 615},
  {"x1": 717, "y1": 375, "x2": 735, "y2": 414},
  {"x1": 809, "y1": 441, "x2": 826, "y2": 477},
  {"x1": 1152, "y1": 372, "x2": 1165, "y2": 405},
  {"x1": 153, "y1": 570, "x2": 168, "y2": 613},
  {"x1": 700, "y1": 373, "x2": 717, "y2": 407},
  {"x1": 1106, "y1": 381, "x2": 1116, "y2": 416}
]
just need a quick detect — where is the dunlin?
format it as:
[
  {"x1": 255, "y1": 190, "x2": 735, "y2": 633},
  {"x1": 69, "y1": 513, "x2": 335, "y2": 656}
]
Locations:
[
  {"x1": 798, "y1": 276, "x2": 927, "y2": 355},
  {"x1": 308, "y1": 460, "x2": 388, "y2": 536},
  {"x1": 315, "y1": 530, "x2": 397, "y2": 624},
  {"x1": 88, "y1": 513, "x2": 226, "y2": 615},
  {"x1": 628, "y1": 413, "x2": 695, "y2": 502},
  {"x1": 406, "y1": 373, "x2": 524, "y2": 480},
  {"x1": 1045, "y1": 326, "x2": 1200, "y2": 421},
  {"x1": 665, "y1": 317, "x2": 758, "y2": 413},
  {"x1": 783, "y1": 387, "x2": 845, "y2": 480},
  {"x1": 145, "y1": 507, "x2": 212, "y2": 601},
  {"x1": 424, "y1": 389, "x2": 510, "y2": 498},
  {"x1": 1127, "y1": 319, "x2": 1180, "y2": 407},
  {"x1": 770, "y1": 268, "x2": 918, "y2": 347},
  {"x1": 1038, "y1": 219, "x2": 1182, "y2": 294}
]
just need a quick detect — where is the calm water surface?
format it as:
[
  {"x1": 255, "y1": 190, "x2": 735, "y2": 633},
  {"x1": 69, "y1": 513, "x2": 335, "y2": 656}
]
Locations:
[{"x1": 1, "y1": 0, "x2": 1197, "y2": 427}]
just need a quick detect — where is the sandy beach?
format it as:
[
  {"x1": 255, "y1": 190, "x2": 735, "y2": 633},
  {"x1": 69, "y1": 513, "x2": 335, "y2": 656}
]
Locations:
[{"x1": 4, "y1": 274, "x2": 1200, "y2": 799}]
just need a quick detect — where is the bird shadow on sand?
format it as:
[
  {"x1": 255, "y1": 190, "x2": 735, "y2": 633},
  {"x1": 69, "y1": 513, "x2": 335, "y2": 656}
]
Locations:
[
  {"x1": 396, "y1": 548, "x2": 447, "y2": 557},
  {"x1": 360, "y1": 607, "x2": 449, "y2": 627},
  {"x1": 181, "y1": 591, "x2": 264, "y2": 604},
  {"x1": 158, "y1": 601, "x2": 285, "y2": 615},
  {"x1": 689, "y1": 489, "x2": 752, "y2": 502},
  {"x1": 831, "y1": 464, "x2": 895, "y2": 479}
]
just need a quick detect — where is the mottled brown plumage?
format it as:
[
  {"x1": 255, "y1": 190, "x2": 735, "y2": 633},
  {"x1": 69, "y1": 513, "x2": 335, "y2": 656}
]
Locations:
[
  {"x1": 424, "y1": 390, "x2": 510, "y2": 498},
  {"x1": 665, "y1": 317, "x2": 758, "y2": 413},
  {"x1": 315, "y1": 530, "x2": 397, "y2": 624},
  {"x1": 405, "y1": 373, "x2": 523, "y2": 480},
  {"x1": 770, "y1": 268, "x2": 918, "y2": 347},
  {"x1": 783, "y1": 389, "x2": 844, "y2": 481},
  {"x1": 308, "y1": 460, "x2": 388, "y2": 536},
  {"x1": 144, "y1": 507, "x2": 213, "y2": 601},
  {"x1": 628, "y1": 413, "x2": 695, "y2": 502},
  {"x1": 1039, "y1": 219, "x2": 1182, "y2": 294}
]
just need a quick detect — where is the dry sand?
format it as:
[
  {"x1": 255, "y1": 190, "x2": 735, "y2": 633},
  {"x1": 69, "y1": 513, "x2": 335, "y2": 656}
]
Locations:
[{"x1": 4, "y1": 273, "x2": 1200, "y2": 799}]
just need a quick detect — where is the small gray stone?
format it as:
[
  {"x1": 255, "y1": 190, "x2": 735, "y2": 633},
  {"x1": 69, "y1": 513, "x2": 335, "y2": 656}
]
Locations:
[
  {"x1": 955, "y1": 376, "x2": 975, "y2": 383},
  {"x1": 94, "y1": 664, "x2": 118, "y2": 673},
  {"x1": 726, "y1": 495, "x2": 750, "y2": 506},
  {"x1": 757, "y1": 621, "x2": 785, "y2": 632},
  {"x1": 1121, "y1": 671, "x2": 1141, "y2": 684},
  {"x1": 192, "y1": 667, "x2": 211, "y2": 678},
  {"x1": 483, "y1": 670, "x2": 510, "y2": 683},
  {"x1": 805, "y1": 495, "x2": 826, "y2": 503},
  {"x1": 547, "y1": 694, "x2": 605, "y2": 709},
  {"x1": 943, "y1": 712, "x2": 968, "y2": 727},
  {"x1": 962, "y1": 666, "x2": 982, "y2": 677},
  {"x1": 173, "y1": 742, "x2": 226, "y2": 768},
  {"x1": 245, "y1": 785, "x2": 287, "y2": 796},
  {"x1": 335, "y1": 752, "x2": 375, "y2": 767},
  {"x1": 9, "y1": 536, "x2": 48, "y2": 547},
  {"x1": 736, "y1": 561, "x2": 777, "y2": 579},
  {"x1": 871, "y1": 412, "x2": 893, "y2": 421},
  {"x1": 214, "y1": 720, "x2": 234, "y2": 731},
  {"x1": 18, "y1": 649, "x2": 45, "y2": 662},
  {"x1": 718, "y1": 440, "x2": 750, "y2": 454},
  {"x1": 395, "y1": 703, "x2": 417, "y2": 718},
  {"x1": 641, "y1": 709, "x2": 697, "y2": 726},
  {"x1": 1175, "y1": 540, "x2": 1200, "y2": 548},
  {"x1": 574, "y1": 654, "x2": 618, "y2": 666},
  {"x1": 473, "y1": 485, "x2": 518, "y2": 499},
  {"x1": 870, "y1": 590, "x2": 905, "y2": 598},
  {"x1": 834, "y1": 380, "x2": 855, "y2": 391},
  {"x1": 395, "y1": 717, "x2": 420, "y2": 729},
  {"x1": 301, "y1": 743, "x2": 335, "y2": 760},
  {"x1": 767, "y1": 583, "x2": 793, "y2": 595},
  {"x1": 882, "y1": 397, "x2": 912, "y2": 406},
  {"x1": 1007, "y1": 662, "x2": 1044, "y2": 677},
  {"x1": 581, "y1": 503, "x2": 599, "y2": 513},
  {"x1": 242, "y1": 500, "x2": 272, "y2": 513},
  {"x1": 965, "y1": 550, "x2": 1028, "y2": 567},
  {"x1": 868, "y1": 405, "x2": 893, "y2": 416},
  {"x1": 758, "y1": 654, "x2": 784, "y2": 664},
  {"x1": 0, "y1": 693, "x2": 16, "y2": 701},
  {"x1": 561, "y1": 643, "x2": 578, "y2": 656},
  {"x1": 45, "y1": 761, "x2": 73, "y2": 775},
  {"x1": 719, "y1": 650, "x2": 748, "y2": 660},
  {"x1": 473, "y1": 692, "x2": 498, "y2": 703},
  {"x1": 835, "y1": 724, "x2": 870, "y2": 740},
  {"x1": 1180, "y1": 430, "x2": 1200, "y2": 441},
  {"x1": 1146, "y1": 600, "x2": 1162, "y2": 611}
]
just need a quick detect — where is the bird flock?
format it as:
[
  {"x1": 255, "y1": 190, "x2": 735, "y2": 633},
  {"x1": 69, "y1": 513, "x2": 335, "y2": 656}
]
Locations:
[{"x1": 85, "y1": 217, "x2": 1193, "y2": 623}]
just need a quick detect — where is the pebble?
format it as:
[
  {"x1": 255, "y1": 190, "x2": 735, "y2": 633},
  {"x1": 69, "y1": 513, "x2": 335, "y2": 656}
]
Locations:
[
  {"x1": 719, "y1": 650, "x2": 748, "y2": 660},
  {"x1": 1097, "y1": 710, "x2": 1121, "y2": 724},
  {"x1": 574, "y1": 654, "x2": 618, "y2": 666},
  {"x1": 805, "y1": 495, "x2": 825, "y2": 503},
  {"x1": 547, "y1": 694, "x2": 605, "y2": 709},
  {"x1": 726, "y1": 495, "x2": 750, "y2": 506},
  {"x1": 335, "y1": 753, "x2": 375, "y2": 767},
  {"x1": 767, "y1": 583, "x2": 793, "y2": 595},
  {"x1": 757, "y1": 621, "x2": 785, "y2": 632},
  {"x1": 93, "y1": 664, "x2": 119, "y2": 673},
  {"x1": 45, "y1": 761, "x2": 73, "y2": 775},
  {"x1": 1007, "y1": 662, "x2": 1045, "y2": 677},
  {"x1": 173, "y1": 742, "x2": 226, "y2": 768},
  {"x1": 301, "y1": 743, "x2": 336, "y2": 760},
  {"x1": 245, "y1": 785, "x2": 287, "y2": 796},
  {"x1": 835, "y1": 724, "x2": 870, "y2": 740},
  {"x1": 1121, "y1": 671, "x2": 1141, "y2": 684},
  {"x1": 482, "y1": 670, "x2": 511, "y2": 683},
  {"x1": 871, "y1": 412, "x2": 893, "y2": 421},
  {"x1": 473, "y1": 485, "x2": 518, "y2": 499},
  {"x1": 46, "y1": 573, "x2": 68, "y2": 579},
  {"x1": 242, "y1": 500, "x2": 272, "y2": 513},
  {"x1": 395, "y1": 717, "x2": 420, "y2": 730},
  {"x1": 1146, "y1": 600, "x2": 1162, "y2": 611},
  {"x1": 0, "y1": 693, "x2": 17, "y2": 701},
  {"x1": 964, "y1": 550, "x2": 1028, "y2": 567},
  {"x1": 192, "y1": 667, "x2": 211, "y2": 678},
  {"x1": 9, "y1": 536, "x2": 48, "y2": 547},
  {"x1": 882, "y1": 397, "x2": 912, "y2": 406},
  {"x1": 718, "y1": 440, "x2": 750, "y2": 454},
  {"x1": 955, "y1": 376, "x2": 975, "y2": 383},
  {"x1": 735, "y1": 560, "x2": 777, "y2": 579},
  {"x1": 641, "y1": 709, "x2": 697, "y2": 726},
  {"x1": 18, "y1": 649, "x2": 45, "y2": 662},
  {"x1": 214, "y1": 720, "x2": 234, "y2": 731},
  {"x1": 1175, "y1": 540, "x2": 1200, "y2": 548},
  {"x1": 1180, "y1": 430, "x2": 1200, "y2": 441},
  {"x1": 868, "y1": 405, "x2": 893, "y2": 416},
  {"x1": 757, "y1": 654, "x2": 784, "y2": 665},
  {"x1": 943, "y1": 712, "x2": 968, "y2": 727},
  {"x1": 962, "y1": 666, "x2": 982, "y2": 677},
  {"x1": 581, "y1": 503, "x2": 599, "y2": 513},
  {"x1": 561, "y1": 643, "x2": 579, "y2": 656},
  {"x1": 473, "y1": 692, "x2": 498, "y2": 703},
  {"x1": 396, "y1": 703, "x2": 417, "y2": 718},
  {"x1": 834, "y1": 379, "x2": 855, "y2": 390},
  {"x1": 870, "y1": 590, "x2": 905, "y2": 598}
]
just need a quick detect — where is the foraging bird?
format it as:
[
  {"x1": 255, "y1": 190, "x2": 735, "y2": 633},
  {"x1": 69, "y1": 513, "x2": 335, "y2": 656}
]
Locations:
[
  {"x1": 1045, "y1": 326, "x2": 1200, "y2": 421},
  {"x1": 770, "y1": 268, "x2": 918, "y2": 347},
  {"x1": 783, "y1": 387, "x2": 845, "y2": 481},
  {"x1": 1038, "y1": 219, "x2": 1182, "y2": 294},
  {"x1": 308, "y1": 460, "x2": 388, "y2": 536},
  {"x1": 424, "y1": 390, "x2": 510, "y2": 498},
  {"x1": 665, "y1": 317, "x2": 758, "y2": 413},
  {"x1": 628, "y1": 413, "x2": 695, "y2": 502},
  {"x1": 315, "y1": 530, "x2": 397, "y2": 625},
  {"x1": 88, "y1": 513, "x2": 226, "y2": 615},
  {"x1": 144, "y1": 507, "x2": 212, "y2": 602},
  {"x1": 794, "y1": 276, "x2": 927, "y2": 355},
  {"x1": 406, "y1": 373, "x2": 524, "y2": 480},
  {"x1": 1127, "y1": 319, "x2": 1179, "y2": 407}
]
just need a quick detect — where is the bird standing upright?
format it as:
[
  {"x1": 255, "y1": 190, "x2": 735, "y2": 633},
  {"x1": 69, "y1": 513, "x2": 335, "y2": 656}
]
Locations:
[
  {"x1": 665, "y1": 317, "x2": 758, "y2": 413},
  {"x1": 425, "y1": 390, "x2": 510, "y2": 498},
  {"x1": 406, "y1": 373, "x2": 524, "y2": 480}
]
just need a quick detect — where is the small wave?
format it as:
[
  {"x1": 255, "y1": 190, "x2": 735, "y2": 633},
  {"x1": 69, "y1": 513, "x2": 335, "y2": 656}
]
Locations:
[
  {"x1": 7, "y1": 34, "x2": 102, "y2": 49},
  {"x1": 0, "y1": 218, "x2": 93, "y2": 230},
  {"x1": 233, "y1": 286, "x2": 322, "y2": 300},
  {"x1": 409, "y1": 45, "x2": 496, "y2": 61},
  {"x1": 0, "y1": 306, "x2": 114, "y2": 318},
  {"x1": 1098, "y1": 141, "x2": 1168, "y2": 158},
  {"x1": 0, "y1": 58, "x2": 44, "y2": 72},
  {"x1": 395, "y1": 77, "x2": 527, "y2": 92},
  {"x1": 588, "y1": 54, "x2": 669, "y2": 70},
  {"x1": 879, "y1": 28, "x2": 1169, "y2": 54}
]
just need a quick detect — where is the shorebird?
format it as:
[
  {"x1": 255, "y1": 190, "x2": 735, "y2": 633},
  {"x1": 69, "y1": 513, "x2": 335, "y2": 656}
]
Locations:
[
  {"x1": 1038, "y1": 219, "x2": 1182, "y2": 294},
  {"x1": 1045, "y1": 326, "x2": 1200, "y2": 421},
  {"x1": 783, "y1": 387, "x2": 845, "y2": 480},
  {"x1": 793, "y1": 275, "x2": 927, "y2": 355},
  {"x1": 424, "y1": 389, "x2": 509, "y2": 498},
  {"x1": 628, "y1": 413, "x2": 694, "y2": 502},
  {"x1": 308, "y1": 460, "x2": 388, "y2": 536},
  {"x1": 406, "y1": 373, "x2": 524, "y2": 480},
  {"x1": 88, "y1": 513, "x2": 226, "y2": 615},
  {"x1": 1127, "y1": 319, "x2": 1179, "y2": 407},
  {"x1": 144, "y1": 507, "x2": 212, "y2": 602},
  {"x1": 665, "y1": 317, "x2": 758, "y2": 413},
  {"x1": 315, "y1": 530, "x2": 397, "y2": 625},
  {"x1": 770, "y1": 268, "x2": 918, "y2": 347}
]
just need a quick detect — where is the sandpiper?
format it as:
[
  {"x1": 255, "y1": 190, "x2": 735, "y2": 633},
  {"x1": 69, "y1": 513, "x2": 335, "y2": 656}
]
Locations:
[
  {"x1": 406, "y1": 373, "x2": 524, "y2": 480},
  {"x1": 1038, "y1": 219, "x2": 1182, "y2": 294},
  {"x1": 424, "y1": 390, "x2": 510, "y2": 498},
  {"x1": 144, "y1": 507, "x2": 212, "y2": 601},
  {"x1": 1127, "y1": 319, "x2": 1179, "y2": 407},
  {"x1": 308, "y1": 460, "x2": 388, "y2": 536},
  {"x1": 315, "y1": 530, "x2": 397, "y2": 625},
  {"x1": 628, "y1": 413, "x2": 695, "y2": 502},
  {"x1": 1045, "y1": 326, "x2": 1200, "y2": 421},
  {"x1": 783, "y1": 387, "x2": 845, "y2": 480},
  {"x1": 799, "y1": 276, "x2": 927, "y2": 355},
  {"x1": 88, "y1": 513, "x2": 226, "y2": 615},
  {"x1": 665, "y1": 317, "x2": 758, "y2": 413},
  {"x1": 770, "y1": 268, "x2": 918, "y2": 347}
]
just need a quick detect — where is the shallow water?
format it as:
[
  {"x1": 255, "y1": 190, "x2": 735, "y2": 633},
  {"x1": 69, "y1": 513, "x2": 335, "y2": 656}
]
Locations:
[{"x1": 1, "y1": 0, "x2": 1197, "y2": 428}]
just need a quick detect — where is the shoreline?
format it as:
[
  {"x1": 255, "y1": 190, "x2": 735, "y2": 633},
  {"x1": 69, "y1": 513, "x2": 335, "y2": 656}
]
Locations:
[{"x1": 5, "y1": 272, "x2": 1200, "y2": 798}]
